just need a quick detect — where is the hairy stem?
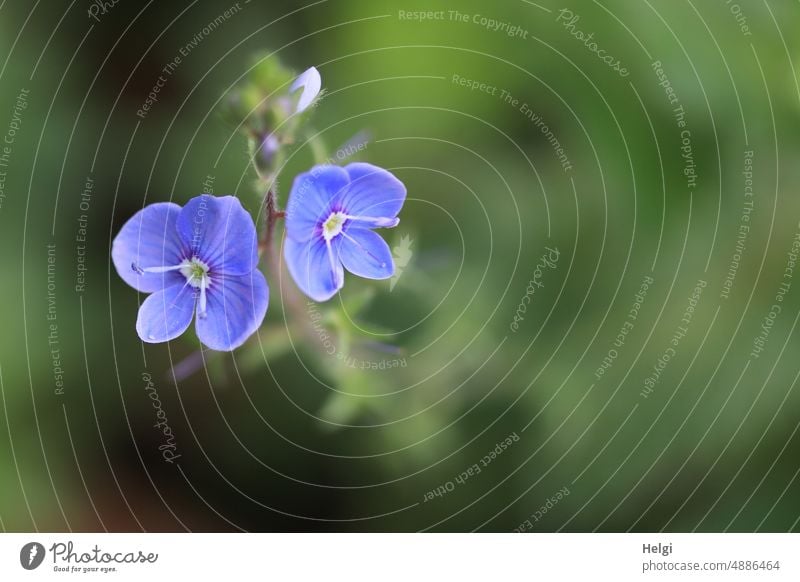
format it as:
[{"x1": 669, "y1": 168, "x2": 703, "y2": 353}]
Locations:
[{"x1": 259, "y1": 188, "x2": 284, "y2": 253}]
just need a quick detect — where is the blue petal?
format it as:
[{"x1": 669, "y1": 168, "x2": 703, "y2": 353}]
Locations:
[
  {"x1": 290, "y1": 66, "x2": 322, "y2": 113},
  {"x1": 195, "y1": 270, "x2": 269, "y2": 351},
  {"x1": 285, "y1": 166, "x2": 349, "y2": 242},
  {"x1": 340, "y1": 163, "x2": 406, "y2": 221},
  {"x1": 136, "y1": 283, "x2": 196, "y2": 343},
  {"x1": 284, "y1": 235, "x2": 343, "y2": 302},
  {"x1": 112, "y1": 202, "x2": 187, "y2": 292},
  {"x1": 337, "y1": 228, "x2": 395, "y2": 280},
  {"x1": 176, "y1": 195, "x2": 258, "y2": 276}
]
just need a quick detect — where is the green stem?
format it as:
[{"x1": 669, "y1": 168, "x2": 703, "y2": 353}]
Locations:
[{"x1": 308, "y1": 131, "x2": 330, "y2": 165}]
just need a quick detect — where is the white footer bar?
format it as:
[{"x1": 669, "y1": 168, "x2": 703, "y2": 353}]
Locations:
[{"x1": 1, "y1": 533, "x2": 798, "y2": 581}]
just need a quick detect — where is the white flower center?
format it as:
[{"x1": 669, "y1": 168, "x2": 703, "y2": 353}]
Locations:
[
  {"x1": 322, "y1": 211, "x2": 347, "y2": 241},
  {"x1": 179, "y1": 257, "x2": 211, "y2": 288}
]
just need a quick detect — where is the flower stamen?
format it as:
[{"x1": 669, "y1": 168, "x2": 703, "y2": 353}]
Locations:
[
  {"x1": 342, "y1": 214, "x2": 399, "y2": 228},
  {"x1": 197, "y1": 278, "x2": 208, "y2": 319},
  {"x1": 132, "y1": 262, "x2": 184, "y2": 275},
  {"x1": 324, "y1": 239, "x2": 343, "y2": 289}
]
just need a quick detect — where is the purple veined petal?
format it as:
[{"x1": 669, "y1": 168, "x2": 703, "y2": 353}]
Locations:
[
  {"x1": 284, "y1": 235, "x2": 344, "y2": 302},
  {"x1": 176, "y1": 195, "x2": 258, "y2": 276},
  {"x1": 290, "y1": 66, "x2": 321, "y2": 113},
  {"x1": 112, "y1": 202, "x2": 187, "y2": 293},
  {"x1": 284, "y1": 165, "x2": 350, "y2": 242},
  {"x1": 339, "y1": 163, "x2": 406, "y2": 222},
  {"x1": 195, "y1": 270, "x2": 269, "y2": 351},
  {"x1": 136, "y1": 282, "x2": 196, "y2": 343},
  {"x1": 338, "y1": 228, "x2": 394, "y2": 279},
  {"x1": 337, "y1": 228, "x2": 395, "y2": 280}
]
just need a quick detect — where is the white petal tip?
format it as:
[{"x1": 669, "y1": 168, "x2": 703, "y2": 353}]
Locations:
[{"x1": 290, "y1": 66, "x2": 322, "y2": 113}]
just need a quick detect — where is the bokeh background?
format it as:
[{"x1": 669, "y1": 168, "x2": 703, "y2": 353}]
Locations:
[{"x1": 1, "y1": 0, "x2": 800, "y2": 532}]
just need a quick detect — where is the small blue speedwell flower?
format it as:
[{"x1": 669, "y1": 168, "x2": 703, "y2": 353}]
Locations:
[
  {"x1": 112, "y1": 195, "x2": 268, "y2": 351},
  {"x1": 284, "y1": 163, "x2": 406, "y2": 301}
]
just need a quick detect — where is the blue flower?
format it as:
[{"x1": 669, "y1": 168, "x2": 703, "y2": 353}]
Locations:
[
  {"x1": 112, "y1": 195, "x2": 268, "y2": 351},
  {"x1": 283, "y1": 163, "x2": 406, "y2": 301}
]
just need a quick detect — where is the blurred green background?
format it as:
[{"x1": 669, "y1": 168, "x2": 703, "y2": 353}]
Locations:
[{"x1": 1, "y1": 0, "x2": 800, "y2": 532}]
